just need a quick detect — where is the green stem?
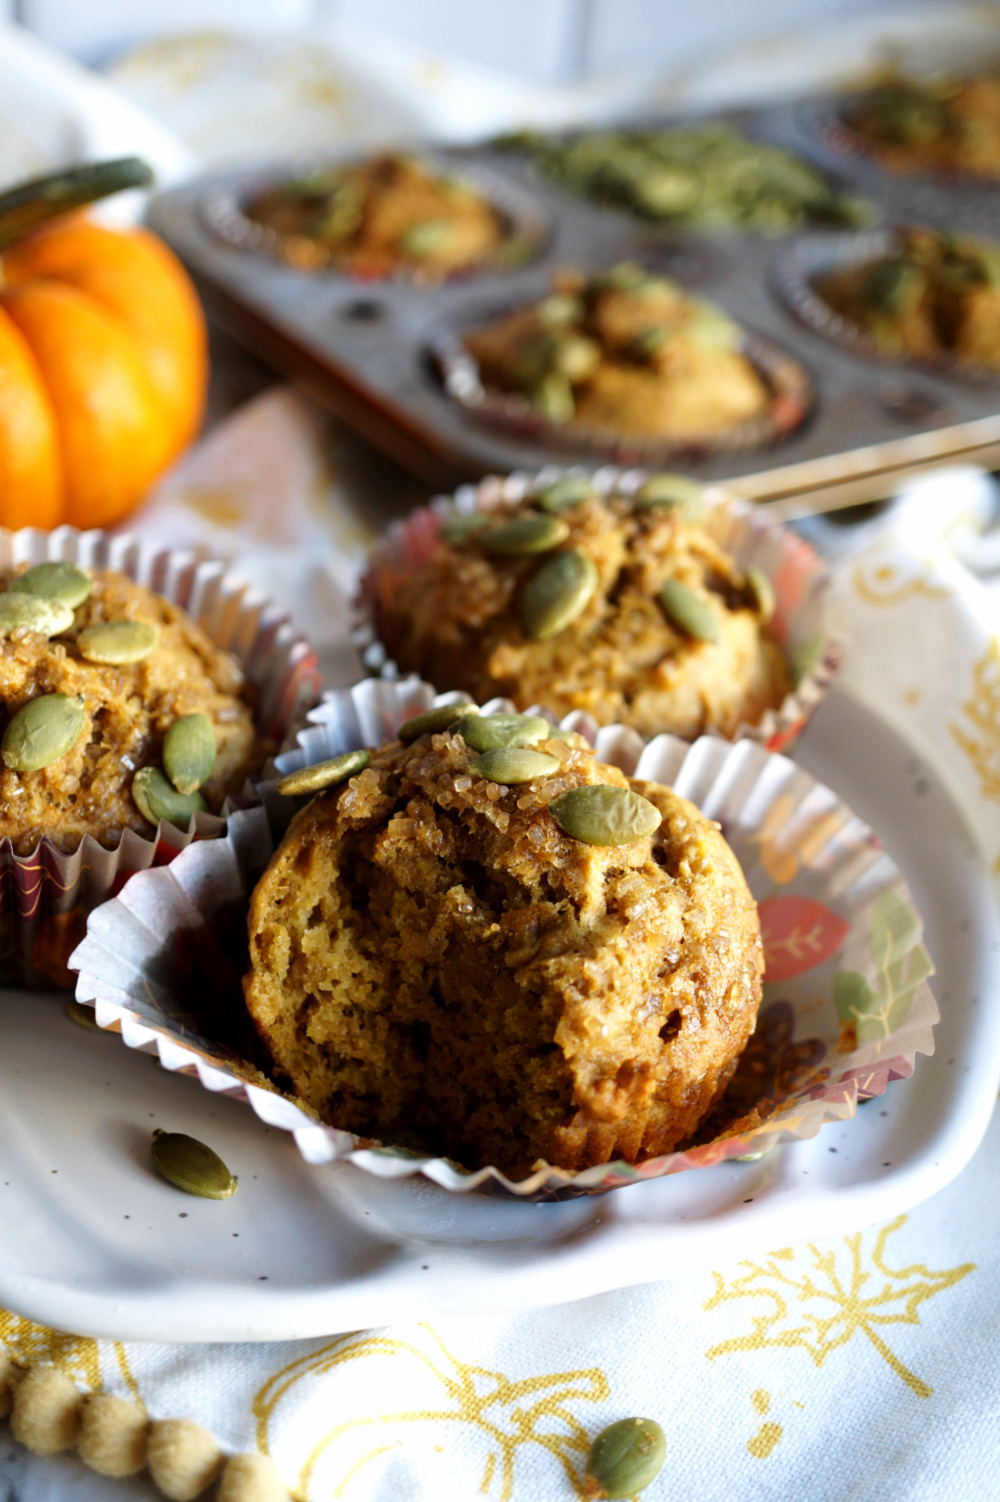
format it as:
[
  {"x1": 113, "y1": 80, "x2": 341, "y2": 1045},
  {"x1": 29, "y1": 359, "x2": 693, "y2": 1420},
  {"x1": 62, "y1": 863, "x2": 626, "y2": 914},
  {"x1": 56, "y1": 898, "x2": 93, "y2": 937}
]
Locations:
[{"x1": 0, "y1": 157, "x2": 154, "y2": 252}]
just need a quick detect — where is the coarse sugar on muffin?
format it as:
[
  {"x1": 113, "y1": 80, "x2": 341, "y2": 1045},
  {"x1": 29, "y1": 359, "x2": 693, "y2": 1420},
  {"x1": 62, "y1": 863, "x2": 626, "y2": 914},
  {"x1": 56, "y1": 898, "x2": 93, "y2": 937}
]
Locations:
[
  {"x1": 0, "y1": 565, "x2": 260, "y2": 855},
  {"x1": 372, "y1": 481, "x2": 791, "y2": 742},
  {"x1": 243, "y1": 713, "x2": 764, "y2": 1179}
]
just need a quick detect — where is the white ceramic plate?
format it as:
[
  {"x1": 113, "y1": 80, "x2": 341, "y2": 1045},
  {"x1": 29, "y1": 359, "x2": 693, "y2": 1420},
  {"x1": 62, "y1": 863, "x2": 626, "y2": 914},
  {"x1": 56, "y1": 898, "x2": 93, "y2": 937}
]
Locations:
[{"x1": 2, "y1": 672, "x2": 999, "y2": 1344}]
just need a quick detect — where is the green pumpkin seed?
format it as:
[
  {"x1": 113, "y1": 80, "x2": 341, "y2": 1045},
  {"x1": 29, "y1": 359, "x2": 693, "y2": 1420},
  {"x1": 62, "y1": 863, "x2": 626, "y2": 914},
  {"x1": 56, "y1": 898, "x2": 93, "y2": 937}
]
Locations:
[
  {"x1": 399, "y1": 219, "x2": 452, "y2": 257},
  {"x1": 531, "y1": 373, "x2": 575, "y2": 423},
  {"x1": 521, "y1": 549, "x2": 599, "y2": 641},
  {"x1": 77, "y1": 620, "x2": 158, "y2": 665},
  {"x1": 481, "y1": 513, "x2": 570, "y2": 557},
  {"x1": 277, "y1": 749, "x2": 371, "y2": 796},
  {"x1": 658, "y1": 579, "x2": 720, "y2": 642},
  {"x1": 593, "y1": 262, "x2": 649, "y2": 294},
  {"x1": 630, "y1": 325, "x2": 670, "y2": 361},
  {"x1": 2, "y1": 693, "x2": 85, "y2": 772},
  {"x1": 453, "y1": 712, "x2": 551, "y2": 751},
  {"x1": 633, "y1": 473, "x2": 704, "y2": 518},
  {"x1": 543, "y1": 724, "x2": 589, "y2": 748},
  {"x1": 745, "y1": 564, "x2": 776, "y2": 623},
  {"x1": 536, "y1": 292, "x2": 583, "y2": 327},
  {"x1": 440, "y1": 512, "x2": 490, "y2": 543},
  {"x1": 150, "y1": 1129, "x2": 237, "y2": 1200},
  {"x1": 531, "y1": 476, "x2": 594, "y2": 512},
  {"x1": 584, "y1": 1417, "x2": 666, "y2": 1500},
  {"x1": 163, "y1": 713, "x2": 217, "y2": 796},
  {"x1": 132, "y1": 766, "x2": 207, "y2": 828},
  {"x1": 552, "y1": 334, "x2": 600, "y2": 381},
  {"x1": 549, "y1": 784, "x2": 661, "y2": 846},
  {"x1": 398, "y1": 702, "x2": 473, "y2": 743},
  {"x1": 472, "y1": 747, "x2": 560, "y2": 784},
  {"x1": 9, "y1": 561, "x2": 93, "y2": 609},
  {"x1": 65, "y1": 1001, "x2": 103, "y2": 1032},
  {"x1": 0, "y1": 592, "x2": 74, "y2": 638}
]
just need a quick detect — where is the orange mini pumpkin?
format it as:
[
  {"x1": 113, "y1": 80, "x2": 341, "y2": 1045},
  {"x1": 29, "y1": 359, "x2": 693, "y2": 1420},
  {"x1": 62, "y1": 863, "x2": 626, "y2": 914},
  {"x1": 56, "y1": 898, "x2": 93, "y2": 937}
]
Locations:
[{"x1": 0, "y1": 162, "x2": 208, "y2": 532}]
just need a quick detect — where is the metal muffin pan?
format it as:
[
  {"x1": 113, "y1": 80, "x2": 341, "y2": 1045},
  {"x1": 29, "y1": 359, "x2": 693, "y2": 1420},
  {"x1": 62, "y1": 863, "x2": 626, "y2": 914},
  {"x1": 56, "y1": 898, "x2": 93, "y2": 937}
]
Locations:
[{"x1": 145, "y1": 97, "x2": 1000, "y2": 506}]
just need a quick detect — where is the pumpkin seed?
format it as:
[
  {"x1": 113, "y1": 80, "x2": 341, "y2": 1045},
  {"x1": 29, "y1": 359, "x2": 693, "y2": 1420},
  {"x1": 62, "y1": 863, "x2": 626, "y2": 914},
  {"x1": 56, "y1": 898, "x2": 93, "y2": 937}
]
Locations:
[
  {"x1": 552, "y1": 334, "x2": 600, "y2": 382},
  {"x1": 0, "y1": 592, "x2": 75, "y2": 638},
  {"x1": 630, "y1": 325, "x2": 670, "y2": 361},
  {"x1": 440, "y1": 512, "x2": 490, "y2": 543},
  {"x1": 77, "y1": 620, "x2": 158, "y2": 665},
  {"x1": 150, "y1": 1129, "x2": 237, "y2": 1200},
  {"x1": 454, "y1": 712, "x2": 551, "y2": 751},
  {"x1": 745, "y1": 564, "x2": 775, "y2": 623},
  {"x1": 531, "y1": 373, "x2": 575, "y2": 423},
  {"x1": 549, "y1": 784, "x2": 661, "y2": 846},
  {"x1": 398, "y1": 702, "x2": 473, "y2": 743},
  {"x1": 521, "y1": 549, "x2": 599, "y2": 641},
  {"x1": 481, "y1": 513, "x2": 570, "y2": 557},
  {"x1": 2, "y1": 693, "x2": 85, "y2": 772},
  {"x1": 536, "y1": 292, "x2": 583, "y2": 327},
  {"x1": 9, "y1": 561, "x2": 93, "y2": 609},
  {"x1": 584, "y1": 1418, "x2": 666, "y2": 1500},
  {"x1": 65, "y1": 1001, "x2": 103, "y2": 1032},
  {"x1": 633, "y1": 473, "x2": 704, "y2": 518},
  {"x1": 163, "y1": 713, "x2": 217, "y2": 795},
  {"x1": 472, "y1": 747, "x2": 560, "y2": 784},
  {"x1": 593, "y1": 262, "x2": 648, "y2": 294},
  {"x1": 132, "y1": 766, "x2": 207, "y2": 828},
  {"x1": 399, "y1": 219, "x2": 451, "y2": 257},
  {"x1": 276, "y1": 749, "x2": 371, "y2": 796},
  {"x1": 658, "y1": 579, "x2": 720, "y2": 642},
  {"x1": 531, "y1": 476, "x2": 594, "y2": 512}
]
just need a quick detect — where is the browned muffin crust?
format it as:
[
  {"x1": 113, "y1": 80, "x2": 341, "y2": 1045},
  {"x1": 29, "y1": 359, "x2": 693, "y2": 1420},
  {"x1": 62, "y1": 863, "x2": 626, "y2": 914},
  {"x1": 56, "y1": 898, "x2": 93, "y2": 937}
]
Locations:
[
  {"x1": 0, "y1": 568, "x2": 259, "y2": 855},
  {"x1": 243, "y1": 726, "x2": 763, "y2": 1178},
  {"x1": 374, "y1": 490, "x2": 791, "y2": 741}
]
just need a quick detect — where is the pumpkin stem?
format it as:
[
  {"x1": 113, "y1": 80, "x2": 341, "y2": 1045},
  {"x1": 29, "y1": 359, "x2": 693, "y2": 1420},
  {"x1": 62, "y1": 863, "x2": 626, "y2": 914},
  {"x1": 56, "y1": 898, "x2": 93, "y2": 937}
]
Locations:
[{"x1": 0, "y1": 157, "x2": 154, "y2": 252}]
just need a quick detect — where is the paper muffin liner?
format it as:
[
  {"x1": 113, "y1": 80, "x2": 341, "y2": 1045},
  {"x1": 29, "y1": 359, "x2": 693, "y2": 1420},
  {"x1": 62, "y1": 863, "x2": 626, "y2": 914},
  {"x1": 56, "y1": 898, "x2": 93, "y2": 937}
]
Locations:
[
  {"x1": 200, "y1": 152, "x2": 550, "y2": 284},
  {"x1": 0, "y1": 525, "x2": 321, "y2": 988},
  {"x1": 354, "y1": 466, "x2": 844, "y2": 755},
  {"x1": 70, "y1": 677, "x2": 936, "y2": 1200},
  {"x1": 430, "y1": 320, "x2": 813, "y2": 462},
  {"x1": 775, "y1": 227, "x2": 1000, "y2": 385}
]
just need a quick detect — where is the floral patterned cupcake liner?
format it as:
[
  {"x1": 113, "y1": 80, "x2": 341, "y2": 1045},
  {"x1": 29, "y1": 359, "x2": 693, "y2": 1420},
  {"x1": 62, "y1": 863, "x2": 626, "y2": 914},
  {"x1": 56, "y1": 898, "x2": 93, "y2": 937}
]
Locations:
[
  {"x1": 70, "y1": 678, "x2": 937, "y2": 1200},
  {"x1": 355, "y1": 466, "x2": 845, "y2": 755},
  {"x1": 0, "y1": 525, "x2": 321, "y2": 988}
]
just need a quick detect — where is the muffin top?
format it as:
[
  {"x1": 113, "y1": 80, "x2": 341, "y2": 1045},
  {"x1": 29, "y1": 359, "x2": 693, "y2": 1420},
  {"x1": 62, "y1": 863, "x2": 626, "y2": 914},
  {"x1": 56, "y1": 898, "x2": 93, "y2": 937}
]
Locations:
[
  {"x1": 847, "y1": 71, "x2": 1000, "y2": 179},
  {"x1": 245, "y1": 151, "x2": 506, "y2": 280},
  {"x1": 462, "y1": 262, "x2": 770, "y2": 438},
  {"x1": 0, "y1": 564, "x2": 260, "y2": 855},
  {"x1": 372, "y1": 477, "x2": 791, "y2": 741},
  {"x1": 245, "y1": 710, "x2": 763, "y2": 1176}
]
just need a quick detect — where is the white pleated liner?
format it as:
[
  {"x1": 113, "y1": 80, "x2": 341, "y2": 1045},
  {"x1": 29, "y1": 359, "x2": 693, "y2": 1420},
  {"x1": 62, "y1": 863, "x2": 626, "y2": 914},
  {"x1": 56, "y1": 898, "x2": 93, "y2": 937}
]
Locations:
[
  {"x1": 0, "y1": 525, "x2": 321, "y2": 985},
  {"x1": 354, "y1": 464, "x2": 845, "y2": 755},
  {"x1": 71, "y1": 678, "x2": 937, "y2": 1199}
]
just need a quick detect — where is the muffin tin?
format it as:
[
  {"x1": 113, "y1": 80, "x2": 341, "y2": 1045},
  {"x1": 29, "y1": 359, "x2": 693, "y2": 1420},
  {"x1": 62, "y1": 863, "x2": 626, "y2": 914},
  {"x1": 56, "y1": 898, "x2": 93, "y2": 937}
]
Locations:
[{"x1": 146, "y1": 94, "x2": 1000, "y2": 506}]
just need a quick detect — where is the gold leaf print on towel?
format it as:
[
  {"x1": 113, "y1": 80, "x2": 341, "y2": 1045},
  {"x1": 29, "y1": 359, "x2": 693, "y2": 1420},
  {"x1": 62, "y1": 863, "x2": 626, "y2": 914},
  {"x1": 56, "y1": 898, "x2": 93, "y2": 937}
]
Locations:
[
  {"x1": 253, "y1": 1324, "x2": 609, "y2": 1500},
  {"x1": 852, "y1": 553, "x2": 952, "y2": 608},
  {"x1": 746, "y1": 1390, "x2": 783, "y2": 1458},
  {"x1": 704, "y1": 1216, "x2": 973, "y2": 1397},
  {"x1": 951, "y1": 637, "x2": 1000, "y2": 867}
]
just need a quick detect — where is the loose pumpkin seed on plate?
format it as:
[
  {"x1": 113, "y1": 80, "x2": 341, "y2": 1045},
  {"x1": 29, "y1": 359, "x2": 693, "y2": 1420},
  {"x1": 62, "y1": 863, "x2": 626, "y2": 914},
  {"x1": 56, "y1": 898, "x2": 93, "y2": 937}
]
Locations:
[
  {"x1": 163, "y1": 713, "x2": 217, "y2": 795},
  {"x1": 398, "y1": 702, "x2": 473, "y2": 743},
  {"x1": 277, "y1": 749, "x2": 371, "y2": 796},
  {"x1": 453, "y1": 712, "x2": 551, "y2": 751},
  {"x1": 9, "y1": 561, "x2": 93, "y2": 609},
  {"x1": 658, "y1": 578, "x2": 720, "y2": 642},
  {"x1": 473, "y1": 747, "x2": 560, "y2": 784},
  {"x1": 744, "y1": 563, "x2": 776, "y2": 623},
  {"x1": 521, "y1": 548, "x2": 599, "y2": 641},
  {"x1": 583, "y1": 1417, "x2": 666, "y2": 1500},
  {"x1": 132, "y1": 765, "x2": 207, "y2": 828},
  {"x1": 531, "y1": 475, "x2": 595, "y2": 512},
  {"x1": 0, "y1": 592, "x2": 75, "y2": 639},
  {"x1": 549, "y1": 784, "x2": 661, "y2": 846},
  {"x1": 481, "y1": 512, "x2": 570, "y2": 557},
  {"x1": 150, "y1": 1129, "x2": 237, "y2": 1200},
  {"x1": 77, "y1": 619, "x2": 158, "y2": 665},
  {"x1": 1, "y1": 692, "x2": 85, "y2": 772}
]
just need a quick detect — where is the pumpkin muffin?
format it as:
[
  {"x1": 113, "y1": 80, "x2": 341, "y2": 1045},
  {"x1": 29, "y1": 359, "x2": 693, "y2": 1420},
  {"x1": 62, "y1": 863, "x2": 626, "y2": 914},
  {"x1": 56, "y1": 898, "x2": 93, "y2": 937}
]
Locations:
[
  {"x1": 846, "y1": 71, "x2": 1000, "y2": 179},
  {"x1": 244, "y1": 151, "x2": 507, "y2": 280},
  {"x1": 371, "y1": 480, "x2": 791, "y2": 741},
  {"x1": 0, "y1": 563, "x2": 260, "y2": 855},
  {"x1": 243, "y1": 714, "x2": 764, "y2": 1178}
]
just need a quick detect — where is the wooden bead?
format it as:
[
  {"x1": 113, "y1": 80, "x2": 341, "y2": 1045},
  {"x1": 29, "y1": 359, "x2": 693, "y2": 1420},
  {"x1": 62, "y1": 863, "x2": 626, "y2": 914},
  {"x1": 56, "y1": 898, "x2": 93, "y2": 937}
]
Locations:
[
  {"x1": 218, "y1": 1453, "x2": 289, "y2": 1502},
  {"x1": 10, "y1": 1366, "x2": 82, "y2": 1454},
  {"x1": 78, "y1": 1393, "x2": 150, "y2": 1477},
  {"x1": 148, "y1": 1417, "x2": 224, "y2": 1500}
]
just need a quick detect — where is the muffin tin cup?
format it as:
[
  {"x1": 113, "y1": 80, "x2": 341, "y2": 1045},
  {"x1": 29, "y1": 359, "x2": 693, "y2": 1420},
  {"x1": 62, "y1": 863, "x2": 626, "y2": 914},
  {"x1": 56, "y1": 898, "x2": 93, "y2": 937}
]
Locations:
[
  {"x1": 431, "y1": 322, "x2": 814, "y2": 463},
  {"x1": 776, "y1": 227, "x2": 1000, "y2": 385},
  {"x1": 69, "y1": 677, "x2": 937, "y2": 1201},
  {"x1": 0, "y1": 526, "x2": 321, "y2": 989},
  {"x1": 354, "y1": 467, "x2": 844, "y2": 754}
]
